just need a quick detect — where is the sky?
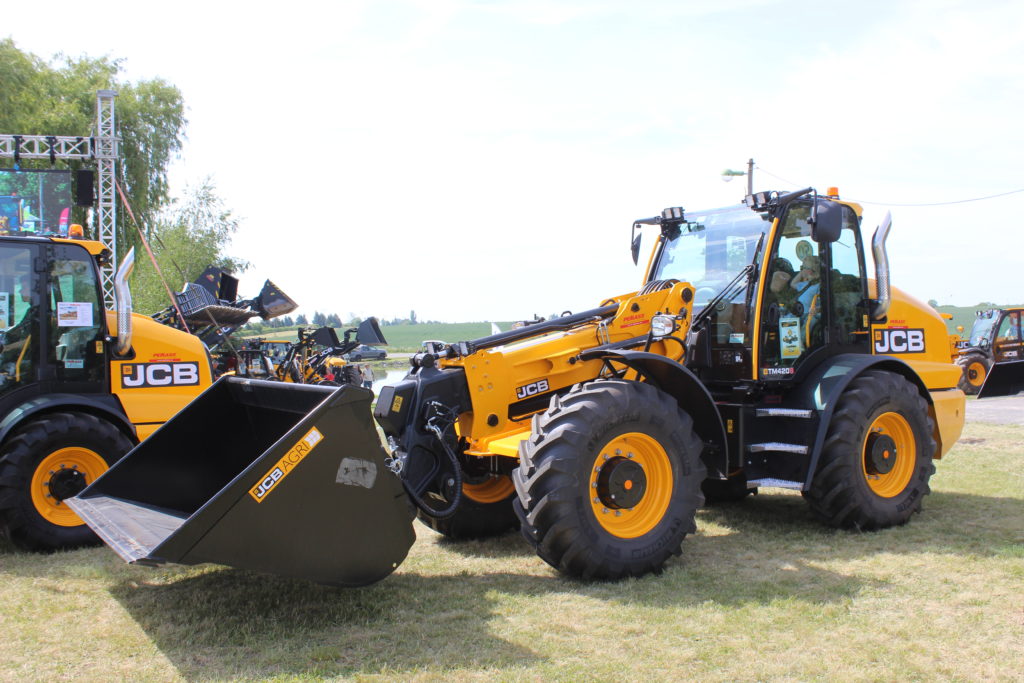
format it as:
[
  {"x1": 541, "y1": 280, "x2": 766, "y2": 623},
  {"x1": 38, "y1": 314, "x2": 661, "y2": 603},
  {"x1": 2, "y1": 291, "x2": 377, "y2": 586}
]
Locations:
[{"x1": 5, "y1": 0, "x2": 1024, "y2": 322}]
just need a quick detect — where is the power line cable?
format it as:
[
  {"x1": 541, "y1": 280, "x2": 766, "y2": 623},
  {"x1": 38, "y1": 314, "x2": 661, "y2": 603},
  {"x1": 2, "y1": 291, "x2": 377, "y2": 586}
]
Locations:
[{"x1": 755, "y1": 165, "x2": 1024, "y2": 207}]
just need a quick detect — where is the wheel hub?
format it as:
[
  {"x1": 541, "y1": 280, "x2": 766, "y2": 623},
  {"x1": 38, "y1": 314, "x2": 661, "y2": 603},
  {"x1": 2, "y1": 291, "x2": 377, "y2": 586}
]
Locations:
[
  {"x1": 47, "y1": 466, "x2": 88, "y2": 502},
  {"x1": 865, "y1": 432, "x2": 898, "y2": 475},
  {"x1": 596, "y1": 456, "x2": 647, "y2": 509}
]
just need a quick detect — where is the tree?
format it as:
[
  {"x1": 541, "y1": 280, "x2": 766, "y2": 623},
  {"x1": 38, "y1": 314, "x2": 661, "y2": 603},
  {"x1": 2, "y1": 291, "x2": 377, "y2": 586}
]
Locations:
[
  {"x1": 131, "y1": 179, "x2": 247, "y2": 314},
  {"x1": 410, "y1": 310, "x2": 418, "y2": 325},
  {"x1": 928, "y1": 299, "x2": 939, "y2": 308},
  {"x1": 0, "y1": 39, "x2": 187, "y2": 259},
  {"x1": 296, "y1": 314, "x2": 308, "y2": 325}
]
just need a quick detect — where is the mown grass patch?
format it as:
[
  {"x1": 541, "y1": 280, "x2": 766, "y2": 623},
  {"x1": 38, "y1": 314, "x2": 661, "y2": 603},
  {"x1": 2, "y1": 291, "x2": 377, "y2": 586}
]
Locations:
[{"x1": 1, "y1": 420, "x2": 1021, "y2": 681}]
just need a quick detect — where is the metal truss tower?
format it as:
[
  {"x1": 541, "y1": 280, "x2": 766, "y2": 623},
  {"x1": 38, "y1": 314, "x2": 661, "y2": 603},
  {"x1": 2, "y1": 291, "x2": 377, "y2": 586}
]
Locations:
[{"x1": 0, "y1": 90, "x2": 119, "y2": 307}]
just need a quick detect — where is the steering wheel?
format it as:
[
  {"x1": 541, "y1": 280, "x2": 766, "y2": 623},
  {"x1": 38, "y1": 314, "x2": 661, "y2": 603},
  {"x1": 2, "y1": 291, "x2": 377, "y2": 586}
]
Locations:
[{"x1": 694, "y1": 287, "x2": 717, "y2": 305}]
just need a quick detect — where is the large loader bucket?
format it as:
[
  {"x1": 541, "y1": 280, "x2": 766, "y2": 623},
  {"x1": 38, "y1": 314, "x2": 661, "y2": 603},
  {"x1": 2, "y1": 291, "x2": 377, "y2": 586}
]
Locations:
[
  {"x1": 67, "y1": 378, "x2": 415, "y2": 587},
  {"x1": 978, "y1": 360, "x2": 1024, "y2": 399}
]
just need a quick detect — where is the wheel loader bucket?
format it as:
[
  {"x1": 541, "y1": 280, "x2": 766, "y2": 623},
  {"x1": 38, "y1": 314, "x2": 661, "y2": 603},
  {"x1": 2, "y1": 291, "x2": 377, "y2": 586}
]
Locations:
[
  {"x1": 977, "y1": 360, "x2": 1024, "y2": 399},
  {"x1": 66, "y1": 378, "x2": 414, "y2": 587}
]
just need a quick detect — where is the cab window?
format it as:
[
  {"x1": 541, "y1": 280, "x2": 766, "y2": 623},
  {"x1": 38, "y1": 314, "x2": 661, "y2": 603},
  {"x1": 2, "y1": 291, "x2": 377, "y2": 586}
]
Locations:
[
  {"x1": 0, "y1": 244, "x2": 39, "y2": 393},
  {"x1": 49, "y1": 246, "x2": 104, "y2": 382}
]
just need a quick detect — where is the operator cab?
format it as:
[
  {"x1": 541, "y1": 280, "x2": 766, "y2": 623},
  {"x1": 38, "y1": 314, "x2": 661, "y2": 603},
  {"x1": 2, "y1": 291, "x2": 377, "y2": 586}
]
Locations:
[
  {"x1": 0, "y1": 237, "x2": 106, "y2": 403},
  {"x1": 643, "y1": 190, "x2": 871, "y2": 390}
]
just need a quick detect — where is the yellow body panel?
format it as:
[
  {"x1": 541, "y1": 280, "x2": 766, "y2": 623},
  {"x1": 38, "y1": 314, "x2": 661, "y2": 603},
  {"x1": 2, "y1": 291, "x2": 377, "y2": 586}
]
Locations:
[
  {"x1": 929, "y1": 388, "x2": 965, "y2": 459},
  {"x1": 870, "y1": 286, "x2": 963, "y2": 389},
  {"x1": 106, "y1": 311, "x2": 212, "y2": 436},
  {"x1": 450, "y1": 282, "x2": 694, "y2": 457}
]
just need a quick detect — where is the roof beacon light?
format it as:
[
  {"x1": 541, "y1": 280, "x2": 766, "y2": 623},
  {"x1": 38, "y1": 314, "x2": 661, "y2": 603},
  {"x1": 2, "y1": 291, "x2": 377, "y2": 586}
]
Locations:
[
  {"x1": 68, "y1": 224, "x2": 85, "y2": 239},
  {"x1": 827, "y1": 187, "x2": 840, "y2": 198}
]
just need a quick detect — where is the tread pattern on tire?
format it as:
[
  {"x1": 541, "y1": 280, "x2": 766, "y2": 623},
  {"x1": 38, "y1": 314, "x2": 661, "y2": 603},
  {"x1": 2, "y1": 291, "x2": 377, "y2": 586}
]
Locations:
[
  {"x1": 512, "y1": 379, "x2": 705, "y2": 580},
  {"x1": 803, "y1": 370, "x2": 936, "y2": 530},
  {"x1": 0, "y1": 412, "x2": 132, "y2": 551}
]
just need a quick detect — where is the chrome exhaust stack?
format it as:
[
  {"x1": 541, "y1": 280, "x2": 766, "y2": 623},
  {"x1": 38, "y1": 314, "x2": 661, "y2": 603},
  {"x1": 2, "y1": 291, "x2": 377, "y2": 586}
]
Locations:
[
  {"x1": 871, "y1": 212, "x2": 892, "y2": 320},
  {"x1": 114, "y1": 247, "x2": 135, "y2": 356}
]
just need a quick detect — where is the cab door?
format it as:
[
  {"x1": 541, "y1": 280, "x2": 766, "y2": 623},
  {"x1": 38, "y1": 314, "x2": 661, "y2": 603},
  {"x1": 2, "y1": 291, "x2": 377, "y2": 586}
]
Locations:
[
  {"x1": 993, "y1": 311, "x2": 1022, "y2": 363},
  {"x1": 757, "y1": 200, "x2": 867, "y2": 379}
]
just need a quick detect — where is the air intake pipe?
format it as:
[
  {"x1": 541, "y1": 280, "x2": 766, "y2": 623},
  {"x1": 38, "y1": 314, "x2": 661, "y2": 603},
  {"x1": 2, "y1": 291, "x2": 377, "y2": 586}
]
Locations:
[
  {"x1": 114, "y1": 247, "x2": 135, "y2": 356},
  {"x1": 871, "y1": 212, "x2": 892, "y2": 320}
]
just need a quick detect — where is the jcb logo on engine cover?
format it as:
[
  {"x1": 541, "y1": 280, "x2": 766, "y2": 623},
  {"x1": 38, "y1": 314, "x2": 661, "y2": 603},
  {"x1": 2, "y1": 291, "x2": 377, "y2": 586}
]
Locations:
[
  {"x1": 516, "y1": 379, "x2": 550, "y2": 399},
  {"x1": 874, "y1": 328, "x2": 926, "y2": 354},
  {"x1": 120, "y1": 362, "x2": 201, "y2": 388}
]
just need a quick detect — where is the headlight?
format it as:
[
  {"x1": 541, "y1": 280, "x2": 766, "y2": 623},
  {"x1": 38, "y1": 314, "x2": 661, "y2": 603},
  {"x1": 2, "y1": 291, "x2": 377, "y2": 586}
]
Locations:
[{"x1": 650, "y1": 314, "x2": 677, "y2": 338}]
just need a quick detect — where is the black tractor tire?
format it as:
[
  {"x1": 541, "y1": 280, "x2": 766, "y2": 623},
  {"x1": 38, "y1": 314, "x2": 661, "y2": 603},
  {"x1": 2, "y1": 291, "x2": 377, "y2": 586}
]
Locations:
[
  {"x1": 957, "y1": 353, "x2": 991, "y2": 395},
  {"x1": 804, "y1": 370, "x2": 936, "y2": 530},
  {"x1": 701, "y1": 472, "x2": 756, "y2": 504},
  {"x1": 417, "y1": 475, "x2": 520, "y2": 540},
  {"x1": 513, "y1": 379, "x2": 705, "y2": 580},
  {"x1": 0, "y1": 412, "x2": 133, "y2": 552}
]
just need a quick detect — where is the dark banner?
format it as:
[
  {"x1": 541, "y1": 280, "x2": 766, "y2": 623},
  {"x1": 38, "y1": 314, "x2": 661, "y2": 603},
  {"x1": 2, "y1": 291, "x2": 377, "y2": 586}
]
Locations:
[{"x1": 0, "y1": 169, "x2": 74, "y2": 236}]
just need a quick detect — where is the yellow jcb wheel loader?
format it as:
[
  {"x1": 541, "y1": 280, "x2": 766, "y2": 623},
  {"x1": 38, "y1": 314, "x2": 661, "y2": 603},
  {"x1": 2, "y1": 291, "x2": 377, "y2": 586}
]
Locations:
[
  {"x1": 71, "y1": 187, "x2": 967, "y2": 586},
  {"x1": 954, "y1": 307, "x2": 1024, "y2": 397},
  {"x1": 0, "y1": 238, "x2": 217, "y2": 551}
]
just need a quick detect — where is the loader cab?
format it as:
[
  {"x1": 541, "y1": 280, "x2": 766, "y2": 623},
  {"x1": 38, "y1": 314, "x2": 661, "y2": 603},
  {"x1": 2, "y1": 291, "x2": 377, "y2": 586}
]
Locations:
[
  {"x1": 646, "y1": 195, "x2": 870, "y2": 387},
  {"x1": 756, "y1": 198, "x2": 870, "y2": 381},
  {"x1": 0, "y1": 238, "x2": 107, "y2": 404}
]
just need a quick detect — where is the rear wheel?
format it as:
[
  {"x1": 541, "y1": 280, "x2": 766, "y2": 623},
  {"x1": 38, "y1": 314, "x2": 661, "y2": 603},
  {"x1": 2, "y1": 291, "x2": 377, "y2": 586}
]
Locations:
[
  {"x1": 417, "y1": 474, "x2": 520, "y2": 539},
  {"x1": 513, "y1": 379, "x2": 705, "y2": 580},
  {"x1": 0, "y1": 412, "x2": 132, "y2": 551},
  {"x1": 957, "y1": 353, "x2": 990, "y2": 395},
  {"x1": 804, "y1": 370, "x2": 935, "y2": 530}
]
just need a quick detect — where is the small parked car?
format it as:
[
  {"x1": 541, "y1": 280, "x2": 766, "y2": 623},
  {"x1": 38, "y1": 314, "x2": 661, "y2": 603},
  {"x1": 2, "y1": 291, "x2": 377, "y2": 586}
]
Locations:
[{"x1": 345, "y1": 344, "x2": 387, "y2": 361}]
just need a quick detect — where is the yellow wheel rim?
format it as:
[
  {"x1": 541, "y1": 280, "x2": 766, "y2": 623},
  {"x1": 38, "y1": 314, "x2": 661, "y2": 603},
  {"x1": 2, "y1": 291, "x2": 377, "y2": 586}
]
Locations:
[
  {"x1": 967, "y1": 361, "x2": 987, "y2": 388},
  {"x1": 29, "y1": 447, "x2": 108, "y2": 527},
  {"x1": 463, "y1": 475, "x2": 515, "y2": 504},
  {"x1": 861, "y1": 412, "x2": 916, "y2": 498},
  {"x1": 589, "y1": 432, "x2": 673, "y2": 539}
]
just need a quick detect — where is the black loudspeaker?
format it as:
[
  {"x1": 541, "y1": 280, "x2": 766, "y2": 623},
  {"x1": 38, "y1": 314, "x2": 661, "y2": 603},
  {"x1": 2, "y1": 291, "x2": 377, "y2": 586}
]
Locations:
[{"x1": 74, "y1": 170, "x2": 95, "y2": 206}]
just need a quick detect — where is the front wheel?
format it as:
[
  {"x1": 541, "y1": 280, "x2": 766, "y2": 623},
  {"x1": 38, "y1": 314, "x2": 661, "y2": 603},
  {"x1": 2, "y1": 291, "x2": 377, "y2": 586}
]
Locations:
[
  {"x1": 957, "y1": 353, "x2": 990, "y2": 395},
  {"x1": 513, "y1": 379, "x2": 705, "y2": 580},
  {"x1": 0, "y1": 412, "x2": 133, "y2": 551},
  {"x1": 804, "y1": 370, "x2": 936, "y2": 530}
]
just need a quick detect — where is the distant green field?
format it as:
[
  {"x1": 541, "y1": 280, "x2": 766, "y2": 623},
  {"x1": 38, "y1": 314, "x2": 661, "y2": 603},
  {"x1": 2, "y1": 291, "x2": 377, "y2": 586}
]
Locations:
[
  {"x1": 242, "y1": 322, "x2": 515, "y2": 352},
  {"x1": 935, "y1": 303, "x2": 1024, "y2": 336}
]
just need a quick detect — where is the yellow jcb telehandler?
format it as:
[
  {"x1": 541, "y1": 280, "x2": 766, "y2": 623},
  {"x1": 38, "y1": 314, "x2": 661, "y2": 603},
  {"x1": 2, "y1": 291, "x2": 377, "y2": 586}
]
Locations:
[{"x1": 71, "y1": 187, "x2": 966, "y2": 586}]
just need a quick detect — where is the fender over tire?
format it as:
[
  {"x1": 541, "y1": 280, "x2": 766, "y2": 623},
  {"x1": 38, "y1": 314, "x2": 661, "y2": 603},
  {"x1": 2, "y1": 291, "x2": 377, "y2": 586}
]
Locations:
[{"x1": 513, "y1": 379, "x2": 705, "y2": 580}]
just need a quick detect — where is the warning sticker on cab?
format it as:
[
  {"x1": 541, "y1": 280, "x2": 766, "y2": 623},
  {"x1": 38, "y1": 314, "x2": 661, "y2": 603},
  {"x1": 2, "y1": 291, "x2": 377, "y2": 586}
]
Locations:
[{"x1": 249, "y1": 427, "x2": 324, "y2": 503}]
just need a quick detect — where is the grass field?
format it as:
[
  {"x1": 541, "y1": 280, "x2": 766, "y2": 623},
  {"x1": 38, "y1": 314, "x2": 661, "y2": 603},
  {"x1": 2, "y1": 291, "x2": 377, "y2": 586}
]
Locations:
[
  {"x1": 242, "y1": 322, "x2": 515, "y2": 352},
  {"x1": 1, "y1": 420, "x2": 1021, "y2": 682}
]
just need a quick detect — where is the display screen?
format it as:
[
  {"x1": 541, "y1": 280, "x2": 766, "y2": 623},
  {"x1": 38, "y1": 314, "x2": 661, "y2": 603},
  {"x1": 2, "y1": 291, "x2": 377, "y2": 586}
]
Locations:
[{"x1": 0, "y1": 168, "x2": 74, "y2": 236}]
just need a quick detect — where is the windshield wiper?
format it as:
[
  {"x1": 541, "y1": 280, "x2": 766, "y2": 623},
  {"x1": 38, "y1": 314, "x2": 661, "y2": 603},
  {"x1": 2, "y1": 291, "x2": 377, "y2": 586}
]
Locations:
[{"x1": 691, "y1": 233, "x2": 765, "y2": 330}]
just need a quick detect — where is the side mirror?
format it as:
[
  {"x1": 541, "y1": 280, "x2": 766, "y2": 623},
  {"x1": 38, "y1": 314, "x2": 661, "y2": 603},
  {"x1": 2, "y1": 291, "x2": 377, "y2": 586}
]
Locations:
[
  {"x1": 811, "y1": 199, "x2": 843, "y2": 243},
  {"x1": 631, "y1": 225, "x2": 642, "y2": 265}
]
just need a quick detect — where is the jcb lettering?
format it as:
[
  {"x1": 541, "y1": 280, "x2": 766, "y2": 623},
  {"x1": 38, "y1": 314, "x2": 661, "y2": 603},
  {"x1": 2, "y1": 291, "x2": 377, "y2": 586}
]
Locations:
[
  {"x1": 874, "y1": 328, "x2": 926, "y2": 354},
  {"x1": 120, "y1": 362, "x2": 202, "y2": 389},
  {"x1": 251, "y1": 467, "x2": 285, "y2": 500},
  {"x1": 516, "y1": 379, "x2": 550, "y2": 399}
]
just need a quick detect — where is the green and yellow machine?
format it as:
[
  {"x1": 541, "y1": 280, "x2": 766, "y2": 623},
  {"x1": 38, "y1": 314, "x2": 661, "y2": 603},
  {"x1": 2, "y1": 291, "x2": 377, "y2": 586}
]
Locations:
[{"x1": 71, "y1": 187, "x2": 967, "y2": 585}]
